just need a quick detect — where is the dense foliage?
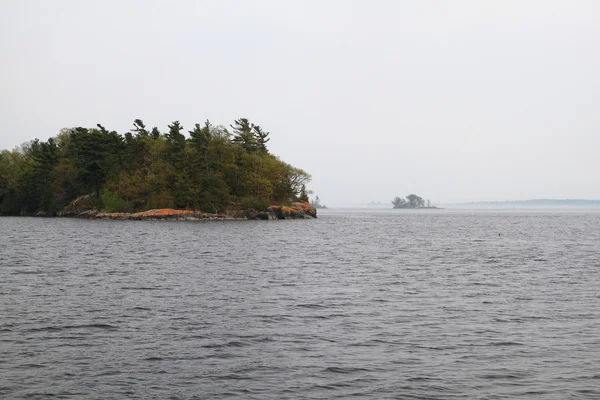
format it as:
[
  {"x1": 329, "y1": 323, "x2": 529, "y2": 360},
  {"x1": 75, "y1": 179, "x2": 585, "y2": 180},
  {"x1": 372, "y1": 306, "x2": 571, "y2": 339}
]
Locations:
[{"x1": 0, "y1": 118, "x2": 311, "y2": 215}]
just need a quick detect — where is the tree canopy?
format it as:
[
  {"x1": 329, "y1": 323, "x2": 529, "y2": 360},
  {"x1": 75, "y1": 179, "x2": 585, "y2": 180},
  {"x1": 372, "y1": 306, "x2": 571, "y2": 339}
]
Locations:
[
  {"x1": 392, "y1": 194, "x2": 431, "y2": 209},
  {"x1": 0, "y1": 118, "x2": 311, "y2": 215}
]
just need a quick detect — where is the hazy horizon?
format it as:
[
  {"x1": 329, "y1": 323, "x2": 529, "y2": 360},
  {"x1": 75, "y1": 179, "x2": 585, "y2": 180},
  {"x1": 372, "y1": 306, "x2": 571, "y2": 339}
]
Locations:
[
  {"x1": 323, "y1": 198, "x2": 600, "y2": 209},
  {"x1": 2, "y1": 1, "x2": 598, "y2": 204}
]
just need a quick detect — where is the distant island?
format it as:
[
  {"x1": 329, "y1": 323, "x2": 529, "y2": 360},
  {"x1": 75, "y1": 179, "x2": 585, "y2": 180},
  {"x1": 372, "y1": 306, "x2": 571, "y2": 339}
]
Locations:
[
  {"x1": 453, "y1": 199, "x2": 600, "y2": 208},
  {"x1": 310, "y1": 195, "x2": 327, "y2": 209},
  {"x1": 392, "y1": 194, "x2": 438, "y2": 209},
  {"x1": 0, "y1": 118, "x2": 316, "y2": 219}
]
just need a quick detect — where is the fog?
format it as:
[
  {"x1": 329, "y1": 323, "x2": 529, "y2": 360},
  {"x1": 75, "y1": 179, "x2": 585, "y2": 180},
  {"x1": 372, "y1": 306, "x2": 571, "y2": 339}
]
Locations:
[{"x1": 1, "y1": 1, "x2": 598, "y2": 204}]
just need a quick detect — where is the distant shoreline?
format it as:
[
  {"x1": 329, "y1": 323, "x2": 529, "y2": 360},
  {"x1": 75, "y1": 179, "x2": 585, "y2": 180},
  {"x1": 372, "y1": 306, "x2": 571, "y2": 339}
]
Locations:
[
  {"x1": 392, "y1": 206, "x2": 442, "y2": 210},
  {"x1": 452, "y1": 199, "x2": 600, "y2": 208}
]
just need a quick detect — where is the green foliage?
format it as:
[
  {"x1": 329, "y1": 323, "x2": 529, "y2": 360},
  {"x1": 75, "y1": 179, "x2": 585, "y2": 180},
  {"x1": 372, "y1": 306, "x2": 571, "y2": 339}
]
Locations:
[
  {"x1": 193, "y1": 172, "x2": 230, "y2": 213},
  {"x1": 299, "y1": 184, "x2": 309, "y2": 202},
  {"x1": 253, "y1": 125, "x2": 270, "y2": 153},
  {"x1": 18, "y1": 138, "x2": 60, "y2": 213},
  {"x1": 100, "y1": 190, "x2": 130, "y2": 213},
  {"x1": 231, "y1": 118, "x2": 256, "y2": 152},
  {"x1": 0, "y1": 149, "x2": 26, "y2": 214},
  {"x1": 0, "y1": 117, "x2": 311, "y2": 215},
  {"x1": 68, "y1": 127, "x2": 126, "y2": 197},
  {"x1": 242, "y1": 197, "x2": 269, "y2": 211},
  {"x1": 147, "y1": 191, "x2": 175, "y2": 210},
  {"x1": 166, "y1": 120, "x2": 186, "y2": 156}
]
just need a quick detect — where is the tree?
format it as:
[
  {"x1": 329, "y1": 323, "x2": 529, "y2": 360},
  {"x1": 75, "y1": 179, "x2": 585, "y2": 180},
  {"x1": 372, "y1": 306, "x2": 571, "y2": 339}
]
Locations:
[
  {"x1": 189, "y1": 120, "x2": 212, "y2": 173},
  {"x1": 19, "y1": 138, "x2": 60, "y2": 212},
  {"x1": 393, "y1": 194, "x2": 426, "y2": 209},
  {"x1": 285, "y1": 166, "x2": 311, "y2": 199},
  {"x1": 0, "y1": 149, "x2": 27, "y2": 214},
  {"x1": 131, "y1": 119, "x2": 149, "y2": 138},
  {"x1": 253, "y1": 125, "x2": 270, "y2": 153},
  {"x1": 69, "y1": 127, "x2": 106, "y2": 197},
  {"x1": 406, "y1": 194, "x2": 424, "y2": 208},
  {"x1": 231, "y1": 118, "x2": 257, "y2": 152},
  {"x1": 150, "y1": 127, "x2": 161, "y2": 139},
  {"x1": 299, "y1": 184, "x2": 309, "y2": 202},
  {"x1": 165, "y1": 121, "x2": 186, "y2": 156},
  {"x1": 311, "y1": 195, "x2": 326, "y2": 208},
  {"x1": 69, "y1": 126, "x2": 126, "y2": 199},
  {"x1": 392, "y1": 196, "x2": 407, "y2": 208}
]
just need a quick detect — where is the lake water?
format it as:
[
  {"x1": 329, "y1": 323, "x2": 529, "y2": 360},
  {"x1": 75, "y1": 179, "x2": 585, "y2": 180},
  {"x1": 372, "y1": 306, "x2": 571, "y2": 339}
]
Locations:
[{"x1": 1, "y1": 209, "x2": 600, "y2": 399}]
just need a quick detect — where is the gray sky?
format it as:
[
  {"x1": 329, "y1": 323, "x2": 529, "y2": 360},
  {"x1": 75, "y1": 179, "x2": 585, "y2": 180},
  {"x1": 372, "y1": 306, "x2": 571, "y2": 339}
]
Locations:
[{"x1": 1, "y1": 1, "x2": 599, "y2": 204}]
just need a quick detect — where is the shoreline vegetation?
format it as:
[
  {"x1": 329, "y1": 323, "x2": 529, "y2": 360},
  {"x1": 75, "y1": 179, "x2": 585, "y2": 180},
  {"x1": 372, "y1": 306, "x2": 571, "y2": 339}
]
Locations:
[{"x1": 0, "y1": 118, "x2": 316, "y2": 220}]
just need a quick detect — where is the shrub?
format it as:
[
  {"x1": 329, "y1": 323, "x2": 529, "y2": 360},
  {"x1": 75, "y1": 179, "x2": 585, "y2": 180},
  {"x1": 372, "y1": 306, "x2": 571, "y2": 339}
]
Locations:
[
  {"x1": 100, "y1": 190, "x2": 130, "y2": 213},
  {"x1": 242, "y1": 197, "x2": 268, "y2": 211}
]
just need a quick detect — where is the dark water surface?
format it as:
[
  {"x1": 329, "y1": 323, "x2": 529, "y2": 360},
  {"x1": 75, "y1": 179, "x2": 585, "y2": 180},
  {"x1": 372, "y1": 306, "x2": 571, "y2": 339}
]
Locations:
[{"x1": 2, "y1": 209, "x2": 600, "y2": 399}]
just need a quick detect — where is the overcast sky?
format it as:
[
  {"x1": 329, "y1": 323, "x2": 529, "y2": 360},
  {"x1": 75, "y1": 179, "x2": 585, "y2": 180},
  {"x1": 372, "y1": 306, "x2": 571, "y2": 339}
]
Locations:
[{"x1": 1, "y1": 1, "x2": 598, "y2": 204}]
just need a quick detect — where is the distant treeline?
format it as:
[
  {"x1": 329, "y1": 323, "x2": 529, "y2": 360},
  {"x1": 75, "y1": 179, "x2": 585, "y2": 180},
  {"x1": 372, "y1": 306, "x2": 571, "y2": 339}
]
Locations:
[
  {"x1": 0, "y1": 118, "x2": 311, "y2": 215},
  {"x1": 455, "y1": 199, "x2": 600, "y2": 207}
]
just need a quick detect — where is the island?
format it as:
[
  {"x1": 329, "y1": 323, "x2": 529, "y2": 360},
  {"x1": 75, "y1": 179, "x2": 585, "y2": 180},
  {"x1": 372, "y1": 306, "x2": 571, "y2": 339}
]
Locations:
[
  {"x1": 392, "y1": 194, "x2": 438, "y2": 209},
  {"x1": 310, "y1": 195, "x2": 327, "y2": 209},
  {"x1": 0, "y1": 118, "x2": 316, "y2": 219}
]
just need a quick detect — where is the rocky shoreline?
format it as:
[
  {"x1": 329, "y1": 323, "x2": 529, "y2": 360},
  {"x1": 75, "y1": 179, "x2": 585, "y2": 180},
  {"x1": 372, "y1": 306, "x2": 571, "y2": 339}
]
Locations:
[
  {"x1": 4, "y1": 193, "x2": 317, "y2": 220},
  {"x1": 51, "y1": 201, "x2": 317, "y2": 221}
]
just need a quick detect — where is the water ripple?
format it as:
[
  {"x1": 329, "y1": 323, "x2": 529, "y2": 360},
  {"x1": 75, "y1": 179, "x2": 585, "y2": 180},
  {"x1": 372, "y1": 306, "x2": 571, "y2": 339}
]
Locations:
[{"x1": 1, "y1": 210, "x2": 600, "y2": 398}]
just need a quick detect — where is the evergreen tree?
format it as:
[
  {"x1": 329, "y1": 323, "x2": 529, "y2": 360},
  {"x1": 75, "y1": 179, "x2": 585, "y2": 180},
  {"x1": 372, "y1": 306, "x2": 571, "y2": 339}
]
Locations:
[
  {"x1": 150, "y1": 127, "x2": 161, "y2": 139},
  {"x1": 189, "y1": 120, "x2": 212, "y2": 173},
  {"x1": 19, "y1": 138, "x2": 59, "y2": 212},
  {"x1": 231, "y1": 118, "x2": 257, "y2": 152},
  {"x1": 166, "y1": 121, "x2": 186, "y2": 156},
  {"x1": 253, "y1": 125, "x2": 270, "y2": 153},
  {"x1": 131, "y1": 119, "x2": 149, "y2": 138}
]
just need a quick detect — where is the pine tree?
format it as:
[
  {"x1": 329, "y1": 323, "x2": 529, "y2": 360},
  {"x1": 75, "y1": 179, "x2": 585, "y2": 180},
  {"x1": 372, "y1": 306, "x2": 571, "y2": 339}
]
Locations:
[
  {"x1": 231, "y1": 118, "x2": 257, "y2": 152},
  {"x1": 253, "y1": 125, "x2": 270, "y2": 153}
]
